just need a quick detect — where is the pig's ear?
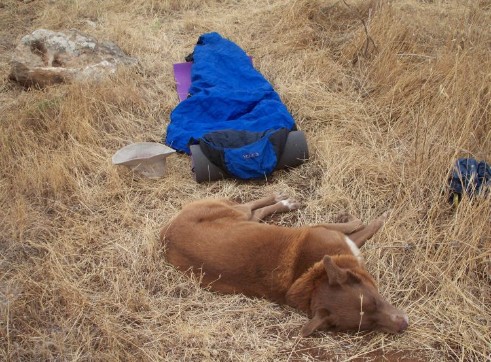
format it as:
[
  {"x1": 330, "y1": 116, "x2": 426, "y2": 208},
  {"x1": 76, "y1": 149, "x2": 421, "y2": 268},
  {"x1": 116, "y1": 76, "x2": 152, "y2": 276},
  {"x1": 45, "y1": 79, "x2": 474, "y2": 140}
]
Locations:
[
  {"x1": 300, "y1": 309, "x2": 331, "y2": 337},
  {"x1": 322, "y1": 256, "x2": 348, "y2": 285}
]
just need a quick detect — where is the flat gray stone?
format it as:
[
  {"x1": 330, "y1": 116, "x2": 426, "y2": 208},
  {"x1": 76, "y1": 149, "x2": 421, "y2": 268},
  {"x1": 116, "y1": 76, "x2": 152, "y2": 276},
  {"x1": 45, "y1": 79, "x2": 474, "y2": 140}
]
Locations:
[{"x1": 10, "y1": 29, "x2": 138, "y2": 87}]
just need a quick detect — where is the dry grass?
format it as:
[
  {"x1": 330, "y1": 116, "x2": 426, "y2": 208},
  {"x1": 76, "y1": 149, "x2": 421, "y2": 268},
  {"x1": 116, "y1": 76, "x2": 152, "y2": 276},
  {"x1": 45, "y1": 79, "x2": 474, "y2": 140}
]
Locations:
[{"x1": 1, "y1": 0, "x2": 490, "y2": 360}]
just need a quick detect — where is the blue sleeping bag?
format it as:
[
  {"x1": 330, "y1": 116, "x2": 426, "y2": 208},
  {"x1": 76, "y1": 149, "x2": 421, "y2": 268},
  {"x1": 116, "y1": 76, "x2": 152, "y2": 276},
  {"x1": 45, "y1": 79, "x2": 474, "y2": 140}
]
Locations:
[{"x1": 166, "y1": 32, "x2": 296, "y2": 179}]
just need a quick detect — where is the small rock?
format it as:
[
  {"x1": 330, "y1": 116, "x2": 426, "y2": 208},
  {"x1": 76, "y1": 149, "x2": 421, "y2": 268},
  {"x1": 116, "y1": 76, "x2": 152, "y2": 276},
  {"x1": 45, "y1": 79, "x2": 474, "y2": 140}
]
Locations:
[
  {"x1": 85, "y1": 19, "x2": 97, "y2": 28},
  {"x1": 9, "y1": 29, "x2": 138, "y2": 87}
]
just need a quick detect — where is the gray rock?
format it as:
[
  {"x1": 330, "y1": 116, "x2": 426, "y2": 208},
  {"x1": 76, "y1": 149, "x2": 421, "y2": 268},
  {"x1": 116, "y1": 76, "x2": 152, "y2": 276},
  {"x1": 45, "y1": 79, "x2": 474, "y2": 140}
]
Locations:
[{"x1": 9, "y1": 29, "x2": 138, "y2": 87}]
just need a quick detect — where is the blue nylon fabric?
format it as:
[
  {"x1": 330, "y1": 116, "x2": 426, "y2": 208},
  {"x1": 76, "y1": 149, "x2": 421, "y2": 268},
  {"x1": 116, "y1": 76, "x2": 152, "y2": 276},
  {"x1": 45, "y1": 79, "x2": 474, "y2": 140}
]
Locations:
[
  {"x1": 166, "y1": 32, "x2": 295, "y2": 154},
  {"x1": 223, "y1": 136, "x2": 277, "y2": 179},
  {"x1": 449, "y1": 158, "x2": 491, "y2": 196}
]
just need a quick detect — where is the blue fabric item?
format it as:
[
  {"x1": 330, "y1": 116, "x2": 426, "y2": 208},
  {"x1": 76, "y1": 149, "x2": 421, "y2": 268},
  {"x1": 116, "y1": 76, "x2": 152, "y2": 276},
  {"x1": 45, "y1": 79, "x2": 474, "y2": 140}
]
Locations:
[
  {"x1": 166, "y1": 32, "x2": 295, "y2": 155},
  {"x1": 224, "y1": 138, "x2": 277, "y2": 179},
  {"x1": 200, "y1": 129, "x2": 279, "y2": 179},
  {"x1": 449, "y1": 158, "x2": 491, "y2": 197}
]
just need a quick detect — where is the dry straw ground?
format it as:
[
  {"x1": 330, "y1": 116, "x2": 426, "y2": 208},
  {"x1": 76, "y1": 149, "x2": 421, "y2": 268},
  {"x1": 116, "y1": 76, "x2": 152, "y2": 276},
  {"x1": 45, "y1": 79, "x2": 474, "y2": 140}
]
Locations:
[{"x1": 1, "y1": 0, "x2": 490, "y2": 361}]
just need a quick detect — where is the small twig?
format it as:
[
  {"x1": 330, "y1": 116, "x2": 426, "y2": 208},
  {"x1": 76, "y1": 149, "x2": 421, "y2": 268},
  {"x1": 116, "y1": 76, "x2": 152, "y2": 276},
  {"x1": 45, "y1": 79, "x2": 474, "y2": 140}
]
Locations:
[
  {"x1": 358, "y1": 293, "x2": 364, "y2": 332},
  {"x1": 342, "y1": 0, "x2": 378, "y2": 58},
  {"x1": 286, "y1": 335, "x2": 303, "y2": 362},
  {"x1": 397, "y1": 53, "x2": 436, "y2": 60},
  {"x1": 363, "y1": 240, "x2": 472, "y2": 250},
  {"x1": 363, "y1": 244, "x2": 413, "y2": 250}
]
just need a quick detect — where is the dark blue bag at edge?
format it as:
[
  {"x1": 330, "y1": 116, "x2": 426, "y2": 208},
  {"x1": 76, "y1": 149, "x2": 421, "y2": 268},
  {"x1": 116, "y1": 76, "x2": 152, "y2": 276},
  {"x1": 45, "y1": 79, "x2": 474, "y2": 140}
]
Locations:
[
  {"x1": 165, "y1": 32, "x2": 296, "y2": 180},
  {"x1": 449, "y1": 158, "x2": 491, "y2": 200}
]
